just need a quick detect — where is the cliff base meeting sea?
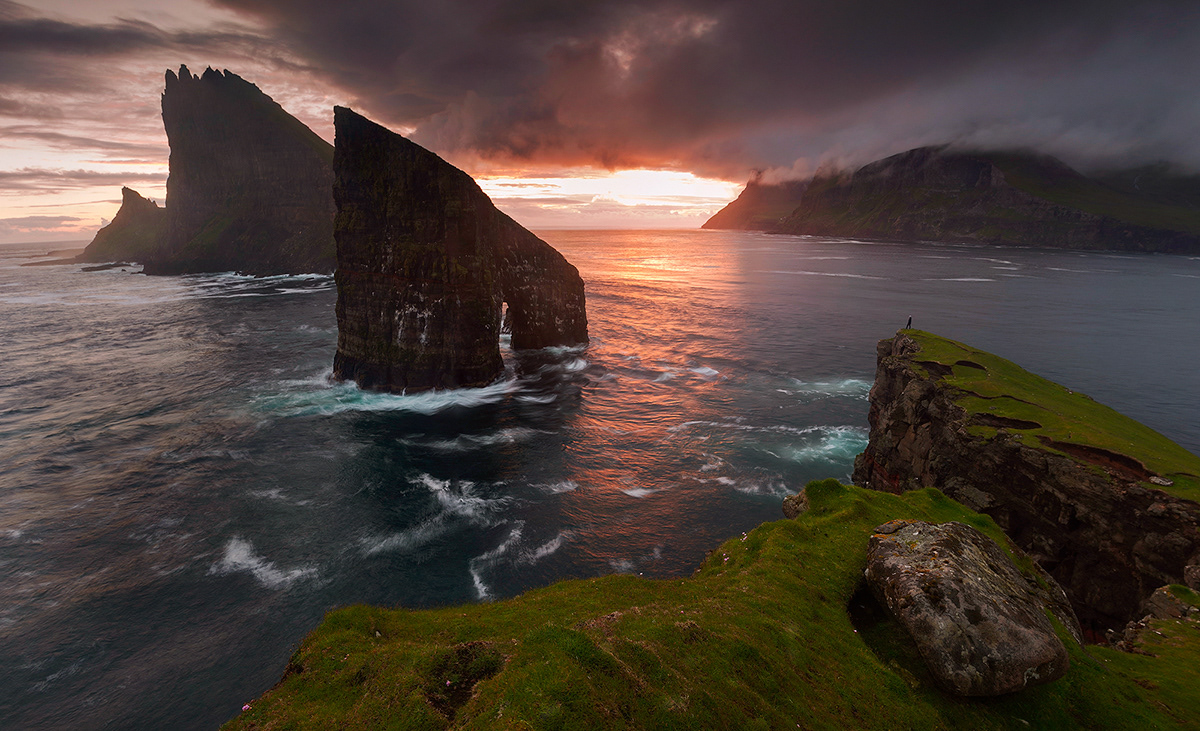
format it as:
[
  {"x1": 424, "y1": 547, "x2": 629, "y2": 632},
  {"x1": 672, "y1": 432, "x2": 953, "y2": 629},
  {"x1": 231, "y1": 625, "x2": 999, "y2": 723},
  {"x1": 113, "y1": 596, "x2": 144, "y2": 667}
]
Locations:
[{"x1": 2, "y1": 229, "x2": 1199, "y2": 729}]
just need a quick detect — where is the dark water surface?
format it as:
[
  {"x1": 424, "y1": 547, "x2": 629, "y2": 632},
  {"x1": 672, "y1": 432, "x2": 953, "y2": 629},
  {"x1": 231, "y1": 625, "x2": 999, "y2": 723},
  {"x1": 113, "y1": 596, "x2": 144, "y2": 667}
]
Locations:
[{"x1": 2, "y1": 231, "x2": 1199, "y2": 729}]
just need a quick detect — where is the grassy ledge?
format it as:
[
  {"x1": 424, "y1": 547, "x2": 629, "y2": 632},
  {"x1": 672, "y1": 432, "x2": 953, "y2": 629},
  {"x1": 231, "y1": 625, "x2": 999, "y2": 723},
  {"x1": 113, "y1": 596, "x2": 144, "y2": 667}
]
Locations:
[
  {"x1": 226, "y1": 481, "x2": 1200, "y2": 730},
  {"x1": 900, "y1": 329, "x2": 1200, "y2": 503}
]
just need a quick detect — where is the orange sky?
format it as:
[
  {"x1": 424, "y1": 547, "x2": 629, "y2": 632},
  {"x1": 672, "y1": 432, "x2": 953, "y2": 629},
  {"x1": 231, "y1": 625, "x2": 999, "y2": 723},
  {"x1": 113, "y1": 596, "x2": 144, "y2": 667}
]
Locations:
[{"x1": 0, "y1": 0, "x2": 743, "y2": 246}]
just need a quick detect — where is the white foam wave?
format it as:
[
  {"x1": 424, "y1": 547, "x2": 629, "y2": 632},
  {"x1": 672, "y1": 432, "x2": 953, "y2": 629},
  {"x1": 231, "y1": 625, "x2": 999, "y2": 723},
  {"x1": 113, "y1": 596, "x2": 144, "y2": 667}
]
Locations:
[
  {"x1": 259, "y1": 375, "x2": 516, "y2": 417},
  {"x1": 781, "y1": 378, "x2": 870, "y2": 399},
  {"x1": 533, "y1": 480, "x2": 578, "y2": 494},
  {"x1": 609, "y1": 558, "x2": 636, "y2": 573},
  {"x1": 361, "y1": 514, "x2": 451, "y2": 556},
  {"x1": 541, "y1": 344, "x2": 588, "y2": 355},
  {"x1": 469, "y1": 522, "x2": 525, "y2": 600},
  {"x1": 761, "y1": 270, "x2": 886, "y2": 280},
  {"x1": 774, "y1": 427, "x2": 870, "y2": 463},
  {"x1": 518, "y1": 530, "x2": 574, "y2": 565},
  {"x1": 733, "y1": 479, "x2": 790, "y2": 497},
  {"x1": 403, "y1": 427, "x2": 546, "y2": 452},
  {"x1": 670, "y1": 420, "x2": 858, "y2": 437},
  {"x1": 420, "y1": 474, "x2": 511, "y2": 521},
  {"x1": 699, "y1": 453, "x2": 724, "y2": 472},
  {"x1": 621, "y1": 487, "x2": 661, "y2": 498},
  {"x1": 209, "y1": 537, "x2": 316, "y2": 589},
  {"x1": 923, "y1": 277, "x2": 996, "y2": 282},
  {"x1": 690, "y1": 366, "x2": 720, "y2": 378},
  {"x1": 516, "y1": 392, "x2": 558, "y2": 404},
  {"x1": 362, "y1": 475, "x2": 510, "y2": 556}
]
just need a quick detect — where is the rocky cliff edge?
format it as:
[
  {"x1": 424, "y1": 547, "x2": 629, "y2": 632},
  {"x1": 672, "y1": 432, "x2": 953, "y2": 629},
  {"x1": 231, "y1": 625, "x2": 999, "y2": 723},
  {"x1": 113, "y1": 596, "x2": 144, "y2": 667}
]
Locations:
[{"x1": 853, "y1": 330, "x2": 1200, "y2": 633}]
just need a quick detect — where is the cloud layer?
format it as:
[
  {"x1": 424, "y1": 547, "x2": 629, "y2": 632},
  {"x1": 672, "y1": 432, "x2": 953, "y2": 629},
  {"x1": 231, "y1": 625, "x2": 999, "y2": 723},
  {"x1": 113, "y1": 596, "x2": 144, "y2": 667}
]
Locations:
[
  {"x1": 1, "y1": 0, "x2": 1199, "y2": 218},
  {"x1": 206, "y1": 0, "x2": 1200, "y2": 176}
]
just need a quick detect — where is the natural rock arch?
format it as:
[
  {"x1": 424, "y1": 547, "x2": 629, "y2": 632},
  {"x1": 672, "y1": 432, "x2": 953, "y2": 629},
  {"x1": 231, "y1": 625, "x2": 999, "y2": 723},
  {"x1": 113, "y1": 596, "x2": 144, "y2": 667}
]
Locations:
[{"x1": 331, "y1": 106, "x2": 588, "y2": 393}]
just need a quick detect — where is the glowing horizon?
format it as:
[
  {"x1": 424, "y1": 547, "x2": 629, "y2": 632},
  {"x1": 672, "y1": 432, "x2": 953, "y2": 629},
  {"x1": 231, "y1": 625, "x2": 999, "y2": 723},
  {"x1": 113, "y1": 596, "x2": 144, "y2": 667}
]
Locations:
[{"x1": 0, "y1": 163, "x2": 744, "y2": 245}]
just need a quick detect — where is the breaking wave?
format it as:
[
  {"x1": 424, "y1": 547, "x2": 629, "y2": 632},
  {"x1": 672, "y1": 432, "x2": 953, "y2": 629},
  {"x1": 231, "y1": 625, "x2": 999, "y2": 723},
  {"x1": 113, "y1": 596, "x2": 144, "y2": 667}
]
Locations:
[{"x1": 208, "y1": 538, "x2": 316, "y2": 589}]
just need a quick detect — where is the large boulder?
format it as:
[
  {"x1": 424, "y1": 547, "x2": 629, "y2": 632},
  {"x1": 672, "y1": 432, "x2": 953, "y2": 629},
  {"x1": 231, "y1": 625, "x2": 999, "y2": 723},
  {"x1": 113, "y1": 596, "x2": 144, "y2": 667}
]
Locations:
[
  {"x1": 331, "y1": 106, "x2": 587, "y2": 394},
  {"x1": 864, "y1": 519, "x2": 1077, "y2": 696}
]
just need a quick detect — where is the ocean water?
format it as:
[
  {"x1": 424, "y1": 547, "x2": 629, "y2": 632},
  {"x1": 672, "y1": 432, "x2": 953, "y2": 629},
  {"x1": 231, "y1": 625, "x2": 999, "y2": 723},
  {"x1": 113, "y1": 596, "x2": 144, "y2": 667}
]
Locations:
[{"x1": 2, "y1": 230, "x2": 1199, "y2": 729}]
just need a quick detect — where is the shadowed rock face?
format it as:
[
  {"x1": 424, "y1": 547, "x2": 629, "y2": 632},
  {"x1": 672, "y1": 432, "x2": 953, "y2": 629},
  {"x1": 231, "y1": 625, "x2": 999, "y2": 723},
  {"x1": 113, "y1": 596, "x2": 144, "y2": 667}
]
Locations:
[
  {"x1": 331, "y1": 106, "x2": 587, "y2": 394},
  {"x1": 148, "y1": 65, "x2": 335, "y2": 275},
  {"x1": 865, "y1": 519, "x2": 1076, "y2": 696},
  {"x1": 76, "y1": 187, "x2": 166, "y2": 263}
]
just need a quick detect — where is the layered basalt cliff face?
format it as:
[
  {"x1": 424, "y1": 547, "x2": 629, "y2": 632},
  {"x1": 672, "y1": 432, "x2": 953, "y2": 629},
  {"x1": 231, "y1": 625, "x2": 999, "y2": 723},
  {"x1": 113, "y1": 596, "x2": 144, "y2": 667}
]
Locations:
[
  {"x1": 853, "y1": 330, "x2": 1200, "y2": 632},
  {"x1": 706, "y1": 146, "x2": 1200, "y2": 253},
  {"x1": 148, "y1": 66, "x2": 335, "y2": 275},
  {"x1": 76, "y1": 187, "x2": 166, "y2": 263},
  {"x1": 331, "y1": 107, "x2": 587, "y2": 393}
]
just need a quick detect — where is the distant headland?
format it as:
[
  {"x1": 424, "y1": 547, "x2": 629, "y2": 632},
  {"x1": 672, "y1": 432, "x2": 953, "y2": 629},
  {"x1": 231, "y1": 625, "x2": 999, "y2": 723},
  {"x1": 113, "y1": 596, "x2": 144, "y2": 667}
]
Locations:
[
  {"x1": 75, "y1": 66, "x2": 335, "y2": 276},
  {"x1": 705, "y1": 146, "x2": 1200, "y2": 254}
]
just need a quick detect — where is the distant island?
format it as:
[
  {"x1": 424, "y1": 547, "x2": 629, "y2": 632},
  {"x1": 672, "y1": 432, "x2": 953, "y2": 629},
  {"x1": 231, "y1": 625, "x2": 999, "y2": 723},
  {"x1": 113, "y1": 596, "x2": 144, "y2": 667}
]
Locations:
[
  {"x1": 75, "y1": 66, "x2": 335, "y2": 276},
  {"x1": 705, "y1": 146, "x2": 1200, "y2": 253}
]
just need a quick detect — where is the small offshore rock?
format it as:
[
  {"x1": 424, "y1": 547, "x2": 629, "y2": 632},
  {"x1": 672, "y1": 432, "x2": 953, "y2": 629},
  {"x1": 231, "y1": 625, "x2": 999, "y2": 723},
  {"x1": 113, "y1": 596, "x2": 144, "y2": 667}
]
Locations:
[
  {"x1": 864, "y1": 519, "x2": 1071, "y2": 696},
  {"x1": 782, "y1": 490, "x2": 809, "y2": 519}
]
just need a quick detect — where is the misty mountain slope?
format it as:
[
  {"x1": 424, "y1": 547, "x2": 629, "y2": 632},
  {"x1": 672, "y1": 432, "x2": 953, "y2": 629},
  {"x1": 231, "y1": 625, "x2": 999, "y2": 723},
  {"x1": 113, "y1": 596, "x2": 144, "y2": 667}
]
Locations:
[{"x1": 706, "y1": 146, "x2": 1200, "y2": 253}]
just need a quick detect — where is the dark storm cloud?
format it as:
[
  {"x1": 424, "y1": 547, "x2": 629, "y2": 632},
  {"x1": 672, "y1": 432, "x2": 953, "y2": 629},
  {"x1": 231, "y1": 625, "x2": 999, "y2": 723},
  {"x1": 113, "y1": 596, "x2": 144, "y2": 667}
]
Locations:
[
  {"x1": 0, "y1": 0, "x2": 291, "y2": 93},
  {"x1": 209, "y1": 0, "x2": 1200, "y2": 174},
  {"x1": 0, "y1": 167, "x2": 165, "y2": 194}
]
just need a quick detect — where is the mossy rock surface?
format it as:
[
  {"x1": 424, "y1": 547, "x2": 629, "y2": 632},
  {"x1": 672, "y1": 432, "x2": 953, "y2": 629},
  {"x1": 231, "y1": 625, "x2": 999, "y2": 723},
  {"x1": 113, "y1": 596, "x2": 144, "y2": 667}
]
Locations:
[{"x1": 225, "y1": 481, "x2": 1200, "y2": 730}]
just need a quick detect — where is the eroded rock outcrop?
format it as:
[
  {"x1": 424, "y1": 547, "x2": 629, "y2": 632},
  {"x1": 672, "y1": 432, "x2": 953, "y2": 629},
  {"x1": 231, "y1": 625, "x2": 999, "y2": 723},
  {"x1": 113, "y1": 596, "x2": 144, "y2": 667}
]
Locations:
[
  {"x1": 147, "y1": 66, "x2": 335, "y2": 275},
  {"x1": 76, "y1": 187, "x2": 166, "y2": 264},
  {"x1": 854, "y1": 330, "x2": 1200, "y2": 633},
  {"x1": 331, "y1": 107, "x2": 587, "y2": 393},
  {"x1": 864, "y1": 519, "x2": 1077, "y2": 695}
]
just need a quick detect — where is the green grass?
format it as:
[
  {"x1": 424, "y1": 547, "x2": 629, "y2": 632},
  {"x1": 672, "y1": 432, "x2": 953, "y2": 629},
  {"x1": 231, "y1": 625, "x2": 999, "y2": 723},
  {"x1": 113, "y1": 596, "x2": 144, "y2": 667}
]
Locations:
[
  {"x1": 900, "y1": 330, "x2": 1200, "y2": 503},
  {"x1": 225, "y1": 481, "x2": 1200, "y2": 730},
  {"x1": 989, "y1": 153, "x2": 1200, "y2": 235}
]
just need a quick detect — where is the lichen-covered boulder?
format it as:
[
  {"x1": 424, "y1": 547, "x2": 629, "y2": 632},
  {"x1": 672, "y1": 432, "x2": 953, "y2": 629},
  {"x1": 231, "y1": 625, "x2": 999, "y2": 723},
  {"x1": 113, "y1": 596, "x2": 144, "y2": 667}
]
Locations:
[
  {"x1": 782, "y1": 490, "x2": 809, "y2": 519},
  {"x1": 864, "y1": 519, "x2": 1073, "y2": 696}
]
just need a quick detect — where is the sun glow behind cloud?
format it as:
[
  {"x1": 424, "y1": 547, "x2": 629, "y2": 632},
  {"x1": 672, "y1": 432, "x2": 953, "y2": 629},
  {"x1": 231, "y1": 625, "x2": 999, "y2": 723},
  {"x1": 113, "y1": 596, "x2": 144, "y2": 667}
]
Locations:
[{"x1": 478, "y1": 169, "x2": 742, "y2": 229}]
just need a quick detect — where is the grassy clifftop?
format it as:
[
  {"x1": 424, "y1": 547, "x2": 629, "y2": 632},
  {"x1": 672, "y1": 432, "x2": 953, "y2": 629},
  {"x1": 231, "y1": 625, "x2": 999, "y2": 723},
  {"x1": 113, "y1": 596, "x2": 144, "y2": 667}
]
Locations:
[
  {"x1": 225, "y1": 480, "x2": 1200, "y2": 730},
  {"x1": 903, "y1": 330, "x2": 1200, "y2": 503}
]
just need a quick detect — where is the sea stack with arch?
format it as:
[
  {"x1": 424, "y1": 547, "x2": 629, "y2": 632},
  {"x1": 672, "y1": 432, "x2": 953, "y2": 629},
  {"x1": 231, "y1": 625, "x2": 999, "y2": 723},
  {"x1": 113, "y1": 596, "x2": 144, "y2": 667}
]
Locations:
[{"x1": 331, "y1": 106, "x2": 588, "y2": 393}]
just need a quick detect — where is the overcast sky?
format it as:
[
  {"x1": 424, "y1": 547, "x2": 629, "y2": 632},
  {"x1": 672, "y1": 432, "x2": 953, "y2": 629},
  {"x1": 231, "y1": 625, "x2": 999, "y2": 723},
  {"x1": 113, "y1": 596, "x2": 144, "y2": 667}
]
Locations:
[{"x1": 3, "y1": 0, "x2": 1199, "y2": 242}]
